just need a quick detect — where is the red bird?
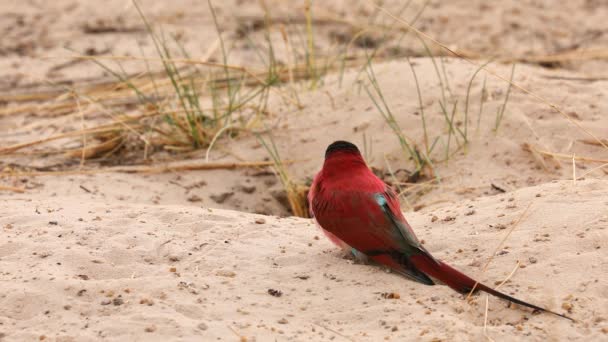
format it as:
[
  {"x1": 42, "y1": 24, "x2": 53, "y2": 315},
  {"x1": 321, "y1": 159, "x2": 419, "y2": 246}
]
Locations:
[{"x1": 309, "y1": 140, "x2": 570, "y2": 320}]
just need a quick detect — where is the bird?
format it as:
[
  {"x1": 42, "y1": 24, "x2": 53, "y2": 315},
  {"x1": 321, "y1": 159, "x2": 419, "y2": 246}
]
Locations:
[{"x1": 308, "y1": 140, "x2": 571, "y2": 320}]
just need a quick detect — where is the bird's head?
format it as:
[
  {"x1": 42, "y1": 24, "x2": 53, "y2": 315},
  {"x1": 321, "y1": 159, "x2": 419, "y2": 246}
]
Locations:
[{"x1": 321, "y1": 140, "x2": 368, "y2": 178}]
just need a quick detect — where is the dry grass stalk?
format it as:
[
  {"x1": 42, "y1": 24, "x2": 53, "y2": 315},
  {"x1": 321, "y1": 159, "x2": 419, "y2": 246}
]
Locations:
[
  {"x1": 505, "y1": 48, "x2": 608, "y2": 64},
  {"x1": 466, "y1": 203, "x2": 532, "y2": 300},
  {"x1": 287, "y1": 184, "x2": 310, "y2": 218},
  {"x1": 256, "y1": 134, "x2": 310, "y2": 218},
  {"x1": 483, "y1": 260, "x2": 521, "y2": 341},
  {"x1": 572, "y1": 153, "x2": 577, "y2": 185},
  {"x1": 1, "y1": 159, "x2": 295, "y2": 177},
  {"x1": 64, "y1": 135, "x2": 124, "y2": 159},
  {"x1": 522, "y1": 143, "x2": 608, "y2": 164},
  {"x1": 0, "y1": 119, "x2": 146, "y2": 155},
  {"x1": 453, "y1": 47, "x2": 608, "y2": 64},
  {"x1": 0, "y1": 185, "x2": 26, "y2": 193},
  {"x1": 483, "y1": 295, "x2": 494, "y2": 342},
  {"x1": 577, "y1": 162, "x2": 608, "y2": 179},
  {"x1": 579, "y1": 138, "x2": 608, "y2": 147},
  {"x1": 521, "y1": 142, "x2": 555, "y2": 172},
  {"x1": 312, "y1": 323, "x2": 355, "y2": 342}
]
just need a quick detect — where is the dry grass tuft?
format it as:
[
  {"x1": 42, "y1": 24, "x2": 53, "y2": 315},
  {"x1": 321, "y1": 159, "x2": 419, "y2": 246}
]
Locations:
[{"x1": 256, "y1": 133, "x2": 309, "y2": 218}]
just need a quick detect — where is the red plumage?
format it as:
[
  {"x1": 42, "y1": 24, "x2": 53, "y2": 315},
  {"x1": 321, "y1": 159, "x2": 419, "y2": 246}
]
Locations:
[{"x1": 309, "y1": 141, "x2": 570, "y2": 320}]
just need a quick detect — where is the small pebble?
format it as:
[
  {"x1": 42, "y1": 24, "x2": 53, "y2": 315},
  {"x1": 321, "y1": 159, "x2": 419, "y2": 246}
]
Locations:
[
  {"x1": 381, "y1": 292, "x2": 400, "y2": 299},
  {"x1": 140, "y1": 298, "x2": 155, "y2": 306},
  {"x1": 268, "y1": 288, "x2": 283, "y2": 297}
]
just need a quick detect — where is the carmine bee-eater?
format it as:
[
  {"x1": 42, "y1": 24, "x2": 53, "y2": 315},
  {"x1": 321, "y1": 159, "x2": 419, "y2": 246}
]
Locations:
[{"x1": 309, "y1": 140, "x2": 570, "y2": 320}]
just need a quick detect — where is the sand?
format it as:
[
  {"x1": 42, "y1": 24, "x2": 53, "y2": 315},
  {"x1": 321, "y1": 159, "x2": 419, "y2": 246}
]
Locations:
[
  {"x1": 1, "y1": 180, "x2": 607, "y2": 341},
  {"x1": 1, "y1": 1, "x2": 608, "y2": 341}
]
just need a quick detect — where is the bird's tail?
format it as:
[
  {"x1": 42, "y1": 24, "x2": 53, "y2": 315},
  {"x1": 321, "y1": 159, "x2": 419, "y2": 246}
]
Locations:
[{"x1": 409, "y1": 253, "x2": 572, "y2": 321}]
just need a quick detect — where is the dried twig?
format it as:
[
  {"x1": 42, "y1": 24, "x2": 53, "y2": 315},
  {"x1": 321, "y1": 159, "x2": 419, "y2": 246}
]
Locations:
[
  {"x1": 522, "y1": 143, "x2": 608, "y2": 164},
  {"x1": 0, "y1": 185, "x2": 26, "y2": 193},
  {"x1": 483, "y1": 261, "x2": 521, "y2": 341},
  {"x1": 579, "y1": 138, "x2": 608, "y2": 147},
  {"x1": 0, "y1": 160, "x2": 298, "y2": 177},
  {"x1": 466, "y1": 203, "x2": 532, "y2": 299},
  {"x1": 313, "y1": 322, "x2": 355, "y2": 342},
  {"x1": 577, "y1": 162, "x2": 608, "y2": 179}
]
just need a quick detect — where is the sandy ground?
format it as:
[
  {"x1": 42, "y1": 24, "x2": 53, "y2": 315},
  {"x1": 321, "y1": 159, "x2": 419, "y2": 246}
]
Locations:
[
  {"x1": 1, "y1": 0, "x2": 608, "y2": 341},
  {"x1": 1, "y1": 180, "x2": 607, "y2": 341}
]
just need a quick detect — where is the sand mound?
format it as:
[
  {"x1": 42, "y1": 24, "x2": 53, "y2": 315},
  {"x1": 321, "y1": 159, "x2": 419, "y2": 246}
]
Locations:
[{"x1": 1, "y1": 179, "x2": 606, "y2": 341}]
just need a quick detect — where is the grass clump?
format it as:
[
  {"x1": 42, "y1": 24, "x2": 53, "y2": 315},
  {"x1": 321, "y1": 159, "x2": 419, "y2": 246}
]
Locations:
[
  {"x1": 362, "y1": 31, "x2": 518, "y2": 190},
  {"x1": 256, "y1": 133, "x2": 309, "y2": 218},
  {"x1": 64, "y1": 0, "x2": 290, "y2": 161},
  {"x1": 364, "y1": 60, "x2": 432, "y2": 182}
]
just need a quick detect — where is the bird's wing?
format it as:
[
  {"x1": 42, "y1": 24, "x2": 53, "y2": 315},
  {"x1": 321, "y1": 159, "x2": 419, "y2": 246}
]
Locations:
[
  {"x1": 311, "y1": 185, "x2": 435, "y2": 285},
  {"x1": 380, "y1": 187, "x2": 441, "y2": 263}
]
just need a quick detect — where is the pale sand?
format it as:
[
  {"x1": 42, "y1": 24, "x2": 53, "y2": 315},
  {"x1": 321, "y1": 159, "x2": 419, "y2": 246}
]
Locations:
[
  {"x1": 1, "y1": 1, "x2": 608, "y2": 341},
  {"x1": 1, "y1": 180, "x2": 607, "y2": 341}
]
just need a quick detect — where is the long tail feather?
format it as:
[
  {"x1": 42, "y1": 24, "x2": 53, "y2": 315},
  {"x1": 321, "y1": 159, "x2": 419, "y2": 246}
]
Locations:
[{"x1": 410, "y1": 254, "x2": 573, "y2": 321}]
